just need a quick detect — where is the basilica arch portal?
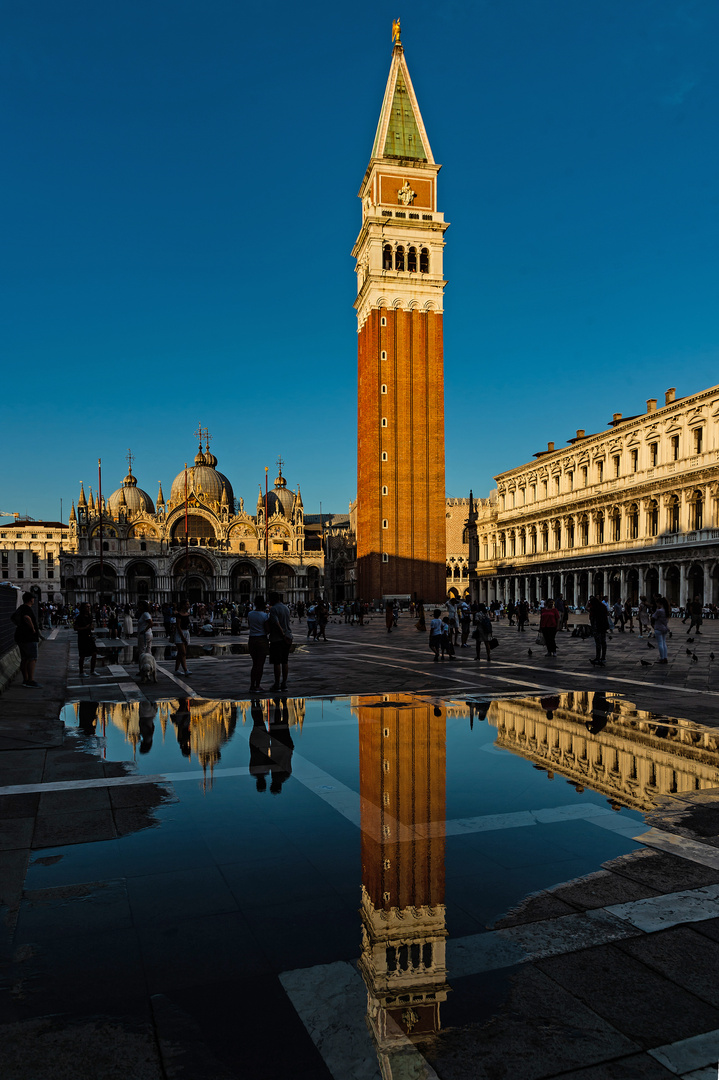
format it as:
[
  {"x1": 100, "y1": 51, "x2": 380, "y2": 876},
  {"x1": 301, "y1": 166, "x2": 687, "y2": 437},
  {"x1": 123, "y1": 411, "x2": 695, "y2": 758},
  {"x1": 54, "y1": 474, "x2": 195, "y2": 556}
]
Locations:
[{"x1": 172, "y1": 553, "x2": 215, "y2": 604}]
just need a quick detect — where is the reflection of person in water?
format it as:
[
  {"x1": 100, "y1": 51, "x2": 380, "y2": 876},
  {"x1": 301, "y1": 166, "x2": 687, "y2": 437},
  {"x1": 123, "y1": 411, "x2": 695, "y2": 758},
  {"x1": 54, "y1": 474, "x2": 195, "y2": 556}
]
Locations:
[
  {"x1": 138, "y1": 701, "x2": 157, "y2": 755},
  {"x1": 170, "y1": 698, "x2": 192, "y2": 757},
  {"x1": 585, "y1": 691, "x2": 610, "y2": 736},
  {"x1": 269, "y1": 697, "x2": 294, "y2": 795},
  {"x1": 249, "y1": 699, "x2": 271, "y2": 792},
  {"x1": 78, "y1": 700, "x2": 98, "y2": 737},
  {"x1": 540, "y1": 695, "x2": 561, "y2": 720}
]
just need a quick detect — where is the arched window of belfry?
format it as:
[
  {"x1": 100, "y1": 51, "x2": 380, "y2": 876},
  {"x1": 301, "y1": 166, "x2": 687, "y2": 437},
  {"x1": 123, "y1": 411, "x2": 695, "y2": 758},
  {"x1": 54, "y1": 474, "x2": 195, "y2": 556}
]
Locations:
[
  {"x1": 395, "y1": 246, "x2": 405, "y2": 271},
  {"x1": 420, "y1": 247, "x2": 429, "y2": 273},
  {"x1": 407, "y1": 246, "x2": 417, "y2": 272},
  {"x1": 383, "y1": 244, "x2": 392, "y2": 270}
]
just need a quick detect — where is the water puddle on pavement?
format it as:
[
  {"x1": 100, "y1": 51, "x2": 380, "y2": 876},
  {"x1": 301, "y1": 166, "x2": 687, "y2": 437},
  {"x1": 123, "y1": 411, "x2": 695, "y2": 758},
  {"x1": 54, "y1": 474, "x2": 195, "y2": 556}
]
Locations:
[{"x1": 26, "y1": 690, "x2": 719, "y2": 1073}]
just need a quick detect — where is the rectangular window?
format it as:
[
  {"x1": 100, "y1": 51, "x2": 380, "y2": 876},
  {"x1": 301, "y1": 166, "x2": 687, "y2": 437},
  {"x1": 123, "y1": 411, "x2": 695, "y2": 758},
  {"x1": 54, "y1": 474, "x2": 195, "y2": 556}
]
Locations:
[
  {"x1": 47, "y1": 552, "x2": 54, "y2": 565},
  {"x1": 382, "y1": 552, "x2": 389, "y2": 562},
  {"x1": 650, "y1": 442, "x2": 658, "y2": 466},
  {"x1": 31, "y1": 533, "x2": 37, "y2": 539},
  {"x1": 382, "y1": 519, "x2": 388, "y2": 529},
  {"x1": 381, "y1": 417, "x2": 387, "y2": 427},
  {"x1": 582, "y1": 466, "x2": 588, "y2": 487},
  {"x1": 381, "y1": 384, "x2": 387, "y2": 394},
  {"x1": 694, "y1": 428, "x2": 703, "y2": 453},
  {"x1": 542, "y1": 480, "x2": 548, "y2": 498},
  {"x1": 16, "y1": 553, "x2": 24, "y2": 565},
  {"x1": 32, "y1": 553, "x2": 39, "y2": 566},
  {"x1": 48, "y1": 570, "x2": 54, "y2": 578},
  {"x1": 531, "y1": 484, "x2": 536, "y2": 501},
  {"x1": 597, "y1": 461, "x2": 604, "y2": 483},
  {"x1": 554, "y1": 476, "x2": 560, "y2": 495},
  {"x1": 613, "y1": 455, "x2": 621, "y2": 478},
  {"x1": 671, "y1": 435, "x2": 680, "y2": 460},
  {"x1": 1, "y1": 553, "x2": 7, "y2": 567},
  {"x1": 17, "y1": 569, "x2": 23, "y2": 578},
  {"x1": 46, "y1": 533, "x2": 52, "y2": 539},
  {"x1": 631, "y1": 449, "x2": 638, "y2": 472},
  {"x1": 382, "y1": 486, "x2": 388, "y2": 495}
]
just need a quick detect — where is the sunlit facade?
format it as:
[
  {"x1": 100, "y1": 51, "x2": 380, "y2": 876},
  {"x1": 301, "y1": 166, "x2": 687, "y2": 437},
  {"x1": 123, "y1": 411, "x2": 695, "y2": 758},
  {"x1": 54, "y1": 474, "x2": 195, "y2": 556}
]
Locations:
[
  {"x1": 60, "y1": 440, "x2": 324, "y2": 605},
  {"x1": 468, "y1": 384, "x2": 719, "y2": 607}
]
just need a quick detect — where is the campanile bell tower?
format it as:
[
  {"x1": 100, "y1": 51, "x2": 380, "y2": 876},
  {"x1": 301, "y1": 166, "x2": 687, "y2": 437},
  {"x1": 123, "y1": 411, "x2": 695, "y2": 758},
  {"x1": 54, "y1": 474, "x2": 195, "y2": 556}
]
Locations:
[{"x1": 353, "y1": 26, "x2": 448, "y2": 603}]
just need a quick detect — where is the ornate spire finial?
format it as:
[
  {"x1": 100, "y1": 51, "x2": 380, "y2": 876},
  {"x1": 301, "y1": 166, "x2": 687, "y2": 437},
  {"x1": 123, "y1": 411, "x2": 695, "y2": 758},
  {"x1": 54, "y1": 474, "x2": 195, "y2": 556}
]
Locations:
[
  {"x1": 276, "y1": 455, "x2": 284, "y2": 476},
  {"x1": 126, "y1": 448, "x2": 134, "y2": 474},
  {"x1": 392, "y1": 17, "x2": 401, "y2": 45},
  {"x1": 203, "y1": 427, "x2": 213, "y2": 451},
  {"x1": 193, "y1": 422, "x2": 204, "y2": 452}
]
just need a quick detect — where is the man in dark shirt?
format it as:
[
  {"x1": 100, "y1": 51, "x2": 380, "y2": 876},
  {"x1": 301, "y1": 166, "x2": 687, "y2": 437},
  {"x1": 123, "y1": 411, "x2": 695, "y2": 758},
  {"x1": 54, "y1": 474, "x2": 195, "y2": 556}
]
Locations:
[
  {"x1": 12, "y1": 592, "x2": 41, "y2": 688},
  {"x1": 268, "y1": 590, "x2": 293, "y2": 692}
]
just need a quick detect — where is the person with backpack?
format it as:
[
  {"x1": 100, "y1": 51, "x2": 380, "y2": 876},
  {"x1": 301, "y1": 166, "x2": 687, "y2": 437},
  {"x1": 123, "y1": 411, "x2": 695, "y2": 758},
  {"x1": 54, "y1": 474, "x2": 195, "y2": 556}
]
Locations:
[{"x1": 473, "y1": 604, "x2": 493, "y2": 662}]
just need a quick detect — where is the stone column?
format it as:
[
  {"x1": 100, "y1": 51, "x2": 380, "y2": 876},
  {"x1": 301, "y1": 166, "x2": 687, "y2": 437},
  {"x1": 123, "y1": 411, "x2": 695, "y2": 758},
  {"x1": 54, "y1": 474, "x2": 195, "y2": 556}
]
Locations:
[{"x1": 680, "y1": 562, "x2": 691, "y2": 609}]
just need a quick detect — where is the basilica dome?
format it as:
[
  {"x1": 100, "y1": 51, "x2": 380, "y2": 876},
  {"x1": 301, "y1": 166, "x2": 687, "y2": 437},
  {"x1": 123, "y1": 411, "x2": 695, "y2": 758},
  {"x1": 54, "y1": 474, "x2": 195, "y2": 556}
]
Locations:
[
  {"x1": 266, "y1": 469, "x2": 294, "y2": 518},
  {"x1": 169, "y1": 448, "x2": 234, "y2": 509},
  {"x1": 107, "y1": 468, "x2": 155, "y2": 516}
]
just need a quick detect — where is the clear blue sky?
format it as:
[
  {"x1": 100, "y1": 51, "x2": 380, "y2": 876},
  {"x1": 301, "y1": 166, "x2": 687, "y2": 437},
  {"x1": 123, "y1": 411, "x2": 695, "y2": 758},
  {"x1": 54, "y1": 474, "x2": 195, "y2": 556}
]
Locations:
[{"x1": 2, "y1": 0, "x2": 718, "y2": 521}]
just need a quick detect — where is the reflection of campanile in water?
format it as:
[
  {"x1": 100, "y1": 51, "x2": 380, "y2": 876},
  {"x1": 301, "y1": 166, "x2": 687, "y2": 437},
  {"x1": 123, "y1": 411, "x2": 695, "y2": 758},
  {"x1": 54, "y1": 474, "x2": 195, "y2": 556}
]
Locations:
[{"x1": 357, "y1": 694, "x2": 449, "y2": 1062}]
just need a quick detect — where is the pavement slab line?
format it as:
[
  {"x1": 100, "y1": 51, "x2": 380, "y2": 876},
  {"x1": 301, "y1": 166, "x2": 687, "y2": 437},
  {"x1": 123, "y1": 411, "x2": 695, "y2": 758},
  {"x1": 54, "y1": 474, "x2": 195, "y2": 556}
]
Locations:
[
  {"x1": 647, "y1": 1028, "x2": 719, "y2": 1075},
  {"x1": 280, "y1": 960, "x2": 439, "y2": 1080}
]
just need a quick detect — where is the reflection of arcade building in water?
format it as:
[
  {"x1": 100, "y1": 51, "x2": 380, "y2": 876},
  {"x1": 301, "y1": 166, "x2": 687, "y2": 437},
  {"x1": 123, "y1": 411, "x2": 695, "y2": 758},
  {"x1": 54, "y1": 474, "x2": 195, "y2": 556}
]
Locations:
[
  {"x1": 488, "y1": 691, "x2": 719, "y2": 811},
  {"x1": 356, "y1": 694, "x2": 449, "y2": 1072},
  {"x1": 61, "y1": 438, "x2": 324, "y2": 606}
]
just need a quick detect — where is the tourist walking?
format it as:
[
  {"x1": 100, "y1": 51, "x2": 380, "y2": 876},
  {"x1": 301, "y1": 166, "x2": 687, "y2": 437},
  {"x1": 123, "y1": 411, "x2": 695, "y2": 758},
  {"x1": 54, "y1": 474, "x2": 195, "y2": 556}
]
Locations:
[
  {"x1": 652, "y1": 596, "x2": 670, "y2": 663},
  {"x1": 637, "y1": 595, "x2": 650, "y2": 637},
  {"x1": 137, "y1": 601, "x2": 154, "y2": 653},
  {"x1": 316, "y1": 599, "x2": 329, "y2": 641},
  {"x1": 268, "y1": 591, "x2": 293, "y2": 692},
  {"x1": 686, "y1": 595, "x2": 703, "y2": 635},
  {"x1": 473, "y1": 604, "x2": 493, "y2": 661},
  {"x1": 174, "y1": 601, "x2": 192, "y2": 676},
  {"x1": 460, "y1": 601, "x2": 472, "y2": 647},
  {"x1": 589, "y1": 596, "x2": 609, "y2": 667},
  {"x1": 74, "y1": 602, "x2": 98, "y2": 678},
  {"x1": 428, "y1": 609, "x2": 443, "y2": 661},
  {"x1": 623, "y1": 599, "x2": 634, "y2": 633},
  {"x1": 540, "y1": 599, "x2": 560, "y2": 657},
  {"x1": 247, "y1": 594, "x2": 270, "y2": 692},
  {"x1": 517, "y1": 600, "x2": 529, "y2": 632},
  {"x1": 385, "y1": 600, "x2": 394, "y2": 633},
  {"x1": 12, "y1": 591, "x2": 42, "y2": 687}
]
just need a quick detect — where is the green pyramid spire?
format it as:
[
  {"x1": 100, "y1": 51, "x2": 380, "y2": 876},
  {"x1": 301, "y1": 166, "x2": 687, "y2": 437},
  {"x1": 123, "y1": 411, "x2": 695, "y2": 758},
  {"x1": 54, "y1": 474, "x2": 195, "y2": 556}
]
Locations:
[{"x1": 381, "y1": 69, "x2": 427, "y2": 160}]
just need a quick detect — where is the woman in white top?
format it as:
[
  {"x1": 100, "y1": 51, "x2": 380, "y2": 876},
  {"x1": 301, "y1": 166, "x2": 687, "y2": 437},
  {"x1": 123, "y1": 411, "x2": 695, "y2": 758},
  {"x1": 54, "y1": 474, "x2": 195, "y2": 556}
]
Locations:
[
  {"x1": 137, "y1": 601, "x2": 153, "y2": 654},
  {"x1": 248, "y1": 594, "x2": 270, "y2": 692}
]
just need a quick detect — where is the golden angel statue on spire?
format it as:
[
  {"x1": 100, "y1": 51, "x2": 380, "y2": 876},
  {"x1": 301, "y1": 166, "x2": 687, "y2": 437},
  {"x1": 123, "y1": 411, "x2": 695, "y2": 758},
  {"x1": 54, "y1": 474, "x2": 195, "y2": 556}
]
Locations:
[{"x1": 392, "y1": 18, "x2": 401, "y2": 45}]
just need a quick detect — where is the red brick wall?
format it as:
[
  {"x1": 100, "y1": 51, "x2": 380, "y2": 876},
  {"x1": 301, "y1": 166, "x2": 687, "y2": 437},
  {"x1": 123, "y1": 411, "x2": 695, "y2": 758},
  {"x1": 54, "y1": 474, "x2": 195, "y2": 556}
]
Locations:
[{"x1": 357, "y1": 307, "x2": 446, "y2": 603}]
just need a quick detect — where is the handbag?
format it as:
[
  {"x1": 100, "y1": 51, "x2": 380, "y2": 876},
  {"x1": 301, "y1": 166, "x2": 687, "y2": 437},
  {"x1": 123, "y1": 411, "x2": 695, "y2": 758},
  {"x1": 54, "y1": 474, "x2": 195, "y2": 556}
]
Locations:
[
  {"x1": 535, "y1": 631, "x2": 545, "y2": 645},
  {"x1": 489, "y1": 637, "x2": 500, "y2": 650}
]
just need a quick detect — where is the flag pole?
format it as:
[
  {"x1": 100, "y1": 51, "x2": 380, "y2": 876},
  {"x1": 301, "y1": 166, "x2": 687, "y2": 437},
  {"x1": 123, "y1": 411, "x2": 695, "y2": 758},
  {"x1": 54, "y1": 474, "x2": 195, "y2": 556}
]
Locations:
[
  {"x1": 98, "y1": 458, "x2": 103, "y2": 606},
  {"x1": 265, "y1": 466, "x2": 269, "y2": 588},
  {"x1": 184, "y1": 463, "x2": 189, "y2": 602}
]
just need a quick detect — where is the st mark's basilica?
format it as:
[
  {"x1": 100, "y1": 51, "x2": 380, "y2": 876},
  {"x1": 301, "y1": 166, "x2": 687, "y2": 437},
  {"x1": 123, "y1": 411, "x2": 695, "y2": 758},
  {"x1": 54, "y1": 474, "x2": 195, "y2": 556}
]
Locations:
[{"x1": 60, "y1": 433, "x2": 329, "y2": 606}]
